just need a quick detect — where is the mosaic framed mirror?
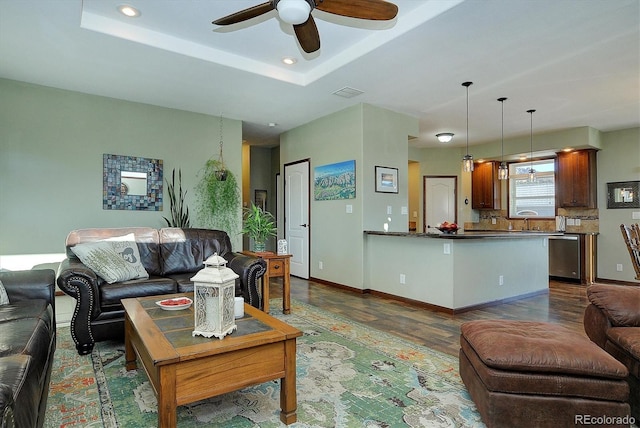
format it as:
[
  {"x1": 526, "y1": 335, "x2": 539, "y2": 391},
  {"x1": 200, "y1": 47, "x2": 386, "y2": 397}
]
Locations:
[{"x1": 103, "y1": 154, "x2": 163, "y2": 210}]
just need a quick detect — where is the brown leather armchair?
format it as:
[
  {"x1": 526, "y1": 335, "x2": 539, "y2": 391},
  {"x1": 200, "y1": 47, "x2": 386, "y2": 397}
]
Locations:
[{"x1": 584, "y1": 284, "x2": 640, "y2": 420}]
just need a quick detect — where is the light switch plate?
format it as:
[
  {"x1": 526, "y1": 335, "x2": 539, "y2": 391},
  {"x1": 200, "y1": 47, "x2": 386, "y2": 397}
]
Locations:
[
  {"x1": 401, "y1": 206, "x2": 408, "y2": 215},
  {"x1": 387, "y1": 206, "x2": 392, "y2": 215},
  {"x1": 633, "y1": 212, "x2": 640, "y2": 220},
  {"x1": 346, "y1": 204, "x2": 353, "y2": 213}
]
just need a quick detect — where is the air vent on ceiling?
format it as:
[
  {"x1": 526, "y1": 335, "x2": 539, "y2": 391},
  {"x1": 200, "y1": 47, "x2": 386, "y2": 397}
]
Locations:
[{"x1": 332, "y1": 86, "x2": 364, "y2": 98}]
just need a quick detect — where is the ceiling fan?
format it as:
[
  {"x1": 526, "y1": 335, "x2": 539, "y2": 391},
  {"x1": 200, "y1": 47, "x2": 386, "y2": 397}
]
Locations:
[{"x1": 212, "y1": 0, "x2": 399, "y2": 54}]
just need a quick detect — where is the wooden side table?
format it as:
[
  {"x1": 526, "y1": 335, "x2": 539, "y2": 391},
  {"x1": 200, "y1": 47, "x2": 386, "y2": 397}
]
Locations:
[{"x1": 242, "y1": 251, "x2": 292, "y2": 314}]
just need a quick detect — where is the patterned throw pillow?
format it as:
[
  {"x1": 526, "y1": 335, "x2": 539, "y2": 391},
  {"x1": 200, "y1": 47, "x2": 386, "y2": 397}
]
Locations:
[
  {"x1": 0, "y1": 279, "x2": 9, "y2": 305},
  {"x1": 71, "y1": 235, "x2": 149, "y2": 284}
]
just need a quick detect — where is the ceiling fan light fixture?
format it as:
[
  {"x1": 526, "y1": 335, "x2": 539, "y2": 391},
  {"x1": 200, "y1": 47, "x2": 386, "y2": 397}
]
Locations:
[
  {"x1": 276, "y1": 0, "x2": 311, "y2": 25},
  {"x1": 436, "y1": 133, "x2": 454, "y2": 143}
]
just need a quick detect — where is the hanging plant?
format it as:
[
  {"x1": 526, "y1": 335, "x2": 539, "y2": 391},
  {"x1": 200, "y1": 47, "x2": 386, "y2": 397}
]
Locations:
[
  {"x1": 163, "y1": 168, "x2": 191, "y2": 228},
  {"x1": 195, "y1": 158, "x2": 240, "y2": 234}
]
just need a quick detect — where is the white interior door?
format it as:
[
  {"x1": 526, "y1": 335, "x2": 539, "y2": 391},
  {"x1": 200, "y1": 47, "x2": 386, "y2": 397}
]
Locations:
[
  {"x1": 284, "y1": 160, "x2": 310, "y2": 279},
  {"x1": 424, "y1": 176, "x2": 457, "y2": 231}
]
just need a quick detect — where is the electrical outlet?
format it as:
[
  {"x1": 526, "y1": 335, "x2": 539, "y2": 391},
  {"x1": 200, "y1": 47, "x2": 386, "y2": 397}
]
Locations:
[
  {"x1": 616, "y1": 264, "x2": 623, "y2": 272},
  {"x1": 346, "y1": 204, "x2": 353, "y2": 213},
  {"x1": 319, "y1": 261, "x2": 324, "y2": 270},
  {"x1": 387, "y1": 205, "x2": 393, "y2": 215},
  {"x1": 400, "y1": 274, "x2": 406, "y2": 284},
  {"x1": 499, "y1": 275, "x2": 504, "y2": 286},
  {"x1": 575, "y1": 218, "x2": 581, "y2": 226},
  {"x1": 633, "y1": 212, "x2": 640, "y2": 220},
  {"x1": 443, "y1": 243, "x2": 451, "y2": 254},
  {"x1": 492, "y1": 218, "x2": 497, "y2": 225}
]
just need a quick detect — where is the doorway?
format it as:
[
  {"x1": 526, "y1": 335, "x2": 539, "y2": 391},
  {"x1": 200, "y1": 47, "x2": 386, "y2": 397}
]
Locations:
[
  {"x1": 284, "y1": 160, "x2": 310, "y2": 278},
  {"x1": 423, "y1": 176, "x2": 457, "y2": 232}
]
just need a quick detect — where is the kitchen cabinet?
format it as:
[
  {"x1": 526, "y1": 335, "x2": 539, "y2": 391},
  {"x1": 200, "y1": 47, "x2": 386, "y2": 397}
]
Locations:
[
  {"x1": 555, "y1": 149, "x2": 597, "y2": 208},
  {"x1": 472, "y1": 161, "x2": 501, "y2": 209}
]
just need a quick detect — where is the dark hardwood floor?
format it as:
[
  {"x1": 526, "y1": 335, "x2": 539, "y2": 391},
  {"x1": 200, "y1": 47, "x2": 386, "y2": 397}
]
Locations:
[{"x1": 269, "y1": 277, "x2": 590, "y2": 357}]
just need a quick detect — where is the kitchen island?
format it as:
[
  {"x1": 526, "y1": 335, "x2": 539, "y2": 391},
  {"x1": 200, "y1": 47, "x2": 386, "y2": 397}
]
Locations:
[{"x1": 364, "y1": 230, "x2": 561, "y2": 313}]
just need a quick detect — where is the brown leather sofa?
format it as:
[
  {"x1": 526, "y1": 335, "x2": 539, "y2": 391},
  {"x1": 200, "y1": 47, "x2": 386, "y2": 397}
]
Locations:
[
  {"x1": 0, "y1": 269, "x2": 56, "y2": 428},
  {"x1": 584, "y1": 284, "x2": 640, "y2": 420},
  {"x1": 57, "y1": 227, "x2": 266, "y2": 355}
]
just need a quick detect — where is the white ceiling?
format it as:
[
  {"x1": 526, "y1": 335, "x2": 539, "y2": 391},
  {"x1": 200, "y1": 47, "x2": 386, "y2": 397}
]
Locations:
[{"x1": 1, "y1": 0, "x2": 638, "y2": 149}]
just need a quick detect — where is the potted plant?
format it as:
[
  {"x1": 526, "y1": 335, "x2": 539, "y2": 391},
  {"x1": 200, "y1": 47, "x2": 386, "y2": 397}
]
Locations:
[
  {"x1": 163, "y1": 168, "x2": 191, "y2": 228},
  {"x1": 241, "y1": 203, "x2": 277, "y2": 253},
  {"x1": 195, "y1": 159, "x2": 240, "y2": 234}
]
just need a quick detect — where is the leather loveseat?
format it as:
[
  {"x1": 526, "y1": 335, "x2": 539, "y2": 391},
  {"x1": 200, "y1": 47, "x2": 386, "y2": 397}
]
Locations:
[
  {"x1": 0, "y1": 269, "x2": 56, "y2": 428},
  {"x1": 584, "y1": 283, "x2": 640, "y2": 420},
  {"x1": 57, "y1": 227, "x2": 266, "y2": 355}
]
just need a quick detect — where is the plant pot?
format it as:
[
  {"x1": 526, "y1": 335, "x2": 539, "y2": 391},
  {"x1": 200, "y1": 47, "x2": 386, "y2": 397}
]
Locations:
[{"x1": 253, "y1": 241, "x2": 266, "y2": 253}]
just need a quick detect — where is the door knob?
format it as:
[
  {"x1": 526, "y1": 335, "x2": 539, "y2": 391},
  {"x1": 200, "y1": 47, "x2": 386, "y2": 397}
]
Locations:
[{"x1": 300, "y1": 224, "x2": 308, "y2": 228}]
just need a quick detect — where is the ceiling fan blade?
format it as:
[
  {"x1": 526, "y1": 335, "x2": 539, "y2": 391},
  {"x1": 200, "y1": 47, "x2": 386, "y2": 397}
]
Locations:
[
  {"x1": 213, "y1": 2, "x2": 275, "y2": 25},
  {"x1": 315, "y1": 0, "x2": 398, "y2": 20},
  {"x1": 294, "y1": 16, "x2": 320, "y2": 53}
]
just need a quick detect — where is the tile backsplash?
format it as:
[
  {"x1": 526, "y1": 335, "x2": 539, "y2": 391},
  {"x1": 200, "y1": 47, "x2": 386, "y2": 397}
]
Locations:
[{"x1": 464, "y1": 208, "x2": 599, "y2": 234}]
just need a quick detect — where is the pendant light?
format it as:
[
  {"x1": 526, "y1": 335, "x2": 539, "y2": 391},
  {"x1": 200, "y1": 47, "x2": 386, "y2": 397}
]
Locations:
[
  {"x1": 497, "y1": 97, "x2": 508, "y2": 180},
  {"x1": 462, "y1": 81, "x2": 474, "y2": 172},
  {"x1": 527, "y1": 109, "x2": 536, "y2": 182}
]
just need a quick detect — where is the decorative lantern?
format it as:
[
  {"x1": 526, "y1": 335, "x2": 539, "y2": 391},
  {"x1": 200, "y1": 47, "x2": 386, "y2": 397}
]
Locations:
[{"x1": 191, "y1": 253, "x2": 238, "y2": 339}]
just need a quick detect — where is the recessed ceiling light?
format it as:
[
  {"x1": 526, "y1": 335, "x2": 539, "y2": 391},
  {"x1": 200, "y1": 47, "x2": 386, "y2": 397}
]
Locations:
[
  {"x1": 118, "y1": 5, "x2": 141, "y2": 18},
  {"x1": 269, "y1": 122, "x2": 277, "y2": 127},
  {"x1": 282, "y1": 57, "x2": 297, "y2": 65}
]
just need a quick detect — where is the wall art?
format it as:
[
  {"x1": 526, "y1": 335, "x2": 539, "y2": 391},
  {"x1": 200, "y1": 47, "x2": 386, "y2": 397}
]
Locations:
[
  {"x1": 103, "y1": 154, "x2": 163, "y2": 210},
  {"x1": 375, "y1": 166, "x2": 398, "y2": 193},
  {"x1": 314, "y1": 160, "x2": 356, "y2": 201}
]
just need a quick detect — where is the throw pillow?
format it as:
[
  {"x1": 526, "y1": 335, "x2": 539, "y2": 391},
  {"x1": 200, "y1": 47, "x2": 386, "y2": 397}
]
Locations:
[
  {"x1": 0, "y1": 279, "x2": 9, "y2": 305},
  {"x1": 71, "y1": 236, "x2": 149, "y2": 284}
]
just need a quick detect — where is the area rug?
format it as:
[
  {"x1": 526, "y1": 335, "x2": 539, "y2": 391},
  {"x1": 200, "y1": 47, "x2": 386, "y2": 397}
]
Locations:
[{"x1": 45, "y1": 299, "x2": 483, "y2": 427}]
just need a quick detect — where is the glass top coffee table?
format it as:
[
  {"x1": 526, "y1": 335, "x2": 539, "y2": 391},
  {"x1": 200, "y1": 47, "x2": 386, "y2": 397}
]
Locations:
[{"x1": 122, "y1": 293, "x2": 302, "y2": 428}]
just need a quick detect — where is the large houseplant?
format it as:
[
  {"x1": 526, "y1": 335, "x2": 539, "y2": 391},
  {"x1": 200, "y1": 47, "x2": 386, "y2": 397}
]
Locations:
[
  {"x1": 241, "y1": 203, "x2": 277, "y2": 252},
  {"x1": 163, "y1": 168, "x2": 191, "y2": 227},
  {"x1": 195, "y1": 159, "x2": 240, "y2": 234}
]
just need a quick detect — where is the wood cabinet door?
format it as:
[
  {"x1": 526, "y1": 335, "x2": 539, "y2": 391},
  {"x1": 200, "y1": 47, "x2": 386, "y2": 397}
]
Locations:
[
  {"x1": 556, "y1": 150, "x2": 597, "y2": 208},
  {"x1": 472, "y1": 162, "x2": 500, "y2": 209}
]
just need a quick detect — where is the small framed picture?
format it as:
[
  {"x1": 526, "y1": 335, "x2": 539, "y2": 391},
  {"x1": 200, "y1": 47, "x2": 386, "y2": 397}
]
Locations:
[
  {"x1": 277, "y1": 239, "x2": 288, "y2": 255},
  {"x1": 375, "y1": 166, "x2": 398, "y2": 193}
]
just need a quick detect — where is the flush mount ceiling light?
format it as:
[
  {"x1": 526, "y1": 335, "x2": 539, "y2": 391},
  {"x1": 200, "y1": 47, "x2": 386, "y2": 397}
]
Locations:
[
  {"x1": 462, "y1": 81, "x2": 474, "y2": 172},
  {"x1": 497, "y1": 97, "x2": 508, "y2": 180},
  {"x1": 527, "y1": 109, "x2": 536, "y2": 182},
  {"x1": 282, "y1": 57, "x2": 297, "y2": 65},
  {"x1": 117, "y1": 4, "x2": 141, "y2": 17},
  {"x1": 436, "y1": 133, "x2": 454, "y2": 143},
  {"x1": 276, "y1": 0, "x2": 313, "y2": 25}
]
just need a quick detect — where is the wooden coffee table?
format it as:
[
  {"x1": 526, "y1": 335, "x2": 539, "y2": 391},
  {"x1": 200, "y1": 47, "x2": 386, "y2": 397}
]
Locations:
[{"x1": 122, "y1": 293, "x2": 302, "y2": 428}]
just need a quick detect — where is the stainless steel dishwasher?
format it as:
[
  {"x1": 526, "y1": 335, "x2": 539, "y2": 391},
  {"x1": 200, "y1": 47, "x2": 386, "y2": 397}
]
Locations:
[{"x1": 549, "y1": 234, "x2": 580, "y2": 280}]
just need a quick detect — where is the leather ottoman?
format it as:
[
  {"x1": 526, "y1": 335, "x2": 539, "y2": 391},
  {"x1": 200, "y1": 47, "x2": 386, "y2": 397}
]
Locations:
[{"x1": 460, "y1": 320, "x2": 632, "y2": 428}]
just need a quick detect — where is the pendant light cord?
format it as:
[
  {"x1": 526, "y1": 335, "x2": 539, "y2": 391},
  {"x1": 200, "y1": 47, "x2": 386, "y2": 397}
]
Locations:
[{"x1": 498, "y1": 97, "x2": 507, "y2": 162}]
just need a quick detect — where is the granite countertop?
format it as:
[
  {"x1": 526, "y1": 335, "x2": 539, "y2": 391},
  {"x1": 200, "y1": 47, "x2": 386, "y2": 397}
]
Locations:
[{"x1": 364, "y1": 230, "x2": 565, "y2": 239}]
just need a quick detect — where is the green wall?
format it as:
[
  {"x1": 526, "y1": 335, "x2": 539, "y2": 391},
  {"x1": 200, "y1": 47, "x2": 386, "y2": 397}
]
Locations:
[
  {"x1": 0, "y1": 78, "x2": 244, "y2": 261},
  {"x1": 280, "y1": 104, "x2": 418, "y2": 289},
  {"x1": 596, "y1": 127, "x2": 640, "y2": 282}
]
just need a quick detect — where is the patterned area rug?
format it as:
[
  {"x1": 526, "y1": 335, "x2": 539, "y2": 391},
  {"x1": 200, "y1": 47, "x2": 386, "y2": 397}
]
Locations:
[{"x1": 45, "y1": 299, "x2": 483, "y2": 427}]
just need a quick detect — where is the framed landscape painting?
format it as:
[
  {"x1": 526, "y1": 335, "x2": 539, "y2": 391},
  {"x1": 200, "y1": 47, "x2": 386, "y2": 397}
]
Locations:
[
  {"x1": 375, "y1": 166, "x2": 398, "y2": 193},
  {"x1": 314, "y1": 160, "x2": 356, "y2": 201}
]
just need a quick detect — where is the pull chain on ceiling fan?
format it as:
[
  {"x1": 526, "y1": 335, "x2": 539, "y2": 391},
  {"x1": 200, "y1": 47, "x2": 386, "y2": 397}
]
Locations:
[{"x1": 212, "y1": 0, "x2": 399, "y2": 54}]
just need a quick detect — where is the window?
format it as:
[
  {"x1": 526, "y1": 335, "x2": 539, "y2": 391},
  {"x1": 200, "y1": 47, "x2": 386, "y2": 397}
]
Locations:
[{"x1": 508, "y1": 159, "x2": 555, "y2": 218}]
